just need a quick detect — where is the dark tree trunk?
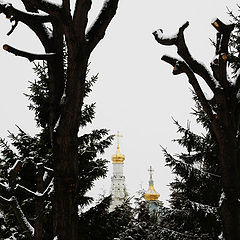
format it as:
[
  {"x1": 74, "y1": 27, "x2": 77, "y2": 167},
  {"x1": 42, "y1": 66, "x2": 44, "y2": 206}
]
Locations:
[
  {"x1": 218, "y1": 131, "x2": 240, "y2": 239},
  {"x1": 0, "y1": 1, "x2": 120, "y2": 239},
  {"x1": 153, "y1": 19, "x2": 240, "y2": 239},
  {"x1": 51, "y1": 52, "x2": 89, "y2": 239}
]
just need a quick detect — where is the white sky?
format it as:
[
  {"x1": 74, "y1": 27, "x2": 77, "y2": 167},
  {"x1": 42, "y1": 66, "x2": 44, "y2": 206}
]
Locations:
[{"x1": 0, "y1": 0, "x2": 238, "y2": 206}]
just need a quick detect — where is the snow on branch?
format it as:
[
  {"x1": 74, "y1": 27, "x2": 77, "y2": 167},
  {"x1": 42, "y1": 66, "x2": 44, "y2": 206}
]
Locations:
[
  {"x1": 152, "y1": 29, "x2": 177, "y2": 46},
  {"x1": 0, "y1": 194, "x2": 35, "y2": 239},
  {"x1": 8, "y1": 160, "x2": 22, "y2": 176},
  {"x1": 153, "y1": 21, "x2": 217, "y2": 93},
  {"x1": 0, "y1": 3, "x2": 52, "y2": 24},
  {"x1": 3, "y1": 44, "x2": 56, "y2": 62},
  {"x1": 0, "y1": 2, "x2": 53, "y2": 53},
  {"x1": 15, "y1": 184, "x2": 42, "y2": 197},
  {"x1": 170, "y1": 156, "x2": 221, "y2": 179},
  {"x1": 86, "y1": 0, "x2": 119, "y2": 52},
  {"x1": 15, "y1": 179, "x2": 53, "y2": 199},
  {"x1": 20, "y1": 0, "x2": 62, "y2": 17},
  {"x1": 0, "y1": 195, "x2": 12, "y2": 204},
  {"x1": 189, "y1": 200, "x2": 219, "y2": 215},
  {"x1": 44, "y1": 166, "x2": 54, "y2": 172},
  {"x1": 11, "y1": 196, "x2": 34, "y2": 239},
  {"x1": 158, "y1": 225, "x2": 201, "y2": 239}
]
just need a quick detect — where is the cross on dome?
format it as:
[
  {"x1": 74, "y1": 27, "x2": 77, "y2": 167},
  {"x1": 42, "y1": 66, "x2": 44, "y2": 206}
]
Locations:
[
  {"x1": 114, "y1": 131, "x2": 123, "y2": 148},
  {"x1": 148, "y1": 165, "x2": 154, "y2": 180}
]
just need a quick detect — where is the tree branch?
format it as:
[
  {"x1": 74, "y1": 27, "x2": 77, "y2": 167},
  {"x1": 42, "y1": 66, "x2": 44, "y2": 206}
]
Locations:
[
  {"x1": 153, "y1": 22, "x2": 218, "y2": 93},
  {"x1": 0, "y1": 194, "x2": 11, "y2": 205},
  {"x1": 212, "y1": 18, "x2": 234, "y2": 50},
  {"x1": 73, "y1": 0, "x2": 92, "y2": 40},
  {"x1": 3, "y1": 44, "x2": 56, "y2": 62},
  {"x1": 1, "y1": 159, "x2": 35, "y2": 239},
  {"x1": 6, "y1": 18, "x2": 18, "y2": 36},
  {"x1": 86, "y1": 0, "x2": 119, "y2": 52},
  {"x1": 15, "y1": 184, "x2": 41, "y2": 198},
  {"x1": 11, "y1": 197, "x2": 34, "y2": 239},
  {"x1": 8, "y1": 160, "x2": 22, "y2": 178},
  {"x1": 20, "y1": 0, "x2": 61, "y2": 18},
  {"x1": 152, "y1": 29, "x2": 177, "y2": 45},
  {"x1": 0, "y1": 2, "x2": 53, "y2": 52},
  {"x1": 161, "y1": 55, "x2": 215, "y2": 123},
  {"x1": 63, "y1": 0, "x2": 70, "y2": 11},
  {"x1": 211, "y1": 18, "x2": 235, "y2": 90},
  {"x1": 0, "y1": 3, "x2": 52, "y2": 23}
]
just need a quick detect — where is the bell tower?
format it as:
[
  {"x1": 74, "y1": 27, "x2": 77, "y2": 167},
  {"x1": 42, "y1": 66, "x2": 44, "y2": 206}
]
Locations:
[{"x1": 109, "y1": 131, "x2": 127, "y2": 211}]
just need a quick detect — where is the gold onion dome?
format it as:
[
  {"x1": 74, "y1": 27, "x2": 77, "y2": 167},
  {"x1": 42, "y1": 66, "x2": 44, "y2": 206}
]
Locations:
[
  {"x1": 144, "y1": 166, "x2": 160, "y2": 201},
  {"x1": 112, "y1": 145, "x2": 125, "y2": 163}
]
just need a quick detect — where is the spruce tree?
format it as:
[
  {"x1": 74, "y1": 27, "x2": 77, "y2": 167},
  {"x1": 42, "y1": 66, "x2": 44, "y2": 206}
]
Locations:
[
  {"x1": 158, "y1": 97, "x2": 222, "y2": 239},
  {"x1": 0, "y1": 61, "x2": 113, "y2": 239}
]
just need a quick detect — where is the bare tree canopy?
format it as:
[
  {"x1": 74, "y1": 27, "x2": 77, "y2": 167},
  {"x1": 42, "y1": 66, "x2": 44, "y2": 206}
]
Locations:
[{"x1": 153, "y1": 19, "x2": 240, "y2": 239}]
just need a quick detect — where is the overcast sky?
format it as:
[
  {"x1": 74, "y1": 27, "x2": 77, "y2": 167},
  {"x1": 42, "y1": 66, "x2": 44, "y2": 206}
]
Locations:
[{"x1": 0, "y1": 0, "x2": 239, "y2": 206}]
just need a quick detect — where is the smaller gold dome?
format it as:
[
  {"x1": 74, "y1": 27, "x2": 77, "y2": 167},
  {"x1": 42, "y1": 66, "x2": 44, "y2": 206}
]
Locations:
[
  {"x1": 144, "y1": 185, "x2": 160, "y2": 201},
  {"x1": 144, "y1": 166, "x2": 160, "y2": 201},
  {"x1": 112, "y1": 145, "x2": 125, "y2": 164}
]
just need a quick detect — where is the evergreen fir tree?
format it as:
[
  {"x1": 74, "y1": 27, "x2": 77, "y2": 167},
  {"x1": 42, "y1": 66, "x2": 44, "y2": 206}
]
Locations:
[
  {"x1": 0, "y1": 60, "x2": 113, "y2": 239},
  {"x1": 78, "y1": 196, "x2": 133, "y2": 240},
  {"x1": 159, "y1": 97, "x2": 222, "y2": 239},
  {"x1": 116, "y1": 191, "x2": 163, "y2": 240}
]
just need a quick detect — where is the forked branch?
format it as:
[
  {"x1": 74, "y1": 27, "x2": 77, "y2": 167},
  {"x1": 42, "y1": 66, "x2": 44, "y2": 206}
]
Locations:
[{"x1": 153, "y1": 21, "x2": 217, "y2": 92}]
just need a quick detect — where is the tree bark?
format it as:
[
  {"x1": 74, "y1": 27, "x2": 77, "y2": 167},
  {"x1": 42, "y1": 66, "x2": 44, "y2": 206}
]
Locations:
[{"x1": 52, "y1": 56, "x2": 88, "y2": 239}]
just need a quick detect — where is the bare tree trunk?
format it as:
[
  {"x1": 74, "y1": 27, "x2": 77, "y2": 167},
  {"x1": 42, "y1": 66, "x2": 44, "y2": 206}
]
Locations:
[
  {"x1": 153, "y1": 19, "x2": 240, "y2": 239},
  {"x1": 219, "y1": 133, "x2": 240, "y2": 239},
  {"x1": 0, "y1": 1, "x2": 120, "y2": 239},
  {"x1": 52, "y1": 57, "x2": 88, "y2": 239}
]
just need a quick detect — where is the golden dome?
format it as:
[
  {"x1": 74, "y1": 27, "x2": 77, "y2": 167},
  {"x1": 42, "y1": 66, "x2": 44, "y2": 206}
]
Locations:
[
  {"x1": 112, "y1": 145, "x2": 125, "y2": 163},
  {"x1": 144, "y1": 166, "x2": 160, "y2": 201},
  {"x1": 144, "y1": 185, "x2": 160, "y2": 201}
]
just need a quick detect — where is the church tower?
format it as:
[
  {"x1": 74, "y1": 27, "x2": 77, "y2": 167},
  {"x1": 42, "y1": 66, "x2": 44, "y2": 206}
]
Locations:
[
  {"x1": 144, "y1": 166, "x2": 162, "y2": 212},
  {"x1": 109, "y1": 132, "x2": 127, "y2": 211}
]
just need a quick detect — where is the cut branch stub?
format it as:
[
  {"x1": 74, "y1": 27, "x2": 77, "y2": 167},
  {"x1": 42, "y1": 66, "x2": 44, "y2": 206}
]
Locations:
[
  {"x1": 212, "y1": 18, "x2": 234, "y2": 54},
  {"x1": 161, "y1": 55, "x2": 184, "y2": 75},
  {"x1": 212, "y1": 18, "x2": 234, "y2": 34},
  {"x1": 3, "y1": 44, "x2": 56, "y2": 62}
]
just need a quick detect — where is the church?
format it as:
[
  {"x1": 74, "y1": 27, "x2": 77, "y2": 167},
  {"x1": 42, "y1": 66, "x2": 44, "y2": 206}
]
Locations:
[{"x1": 109, "y1": 132, "x2": 162, "y2": 211}]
